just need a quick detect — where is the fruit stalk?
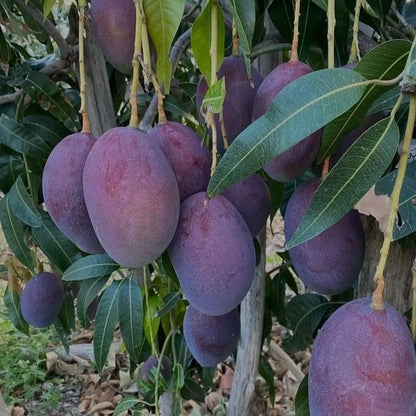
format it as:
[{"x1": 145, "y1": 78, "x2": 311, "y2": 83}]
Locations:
[
  {"x1": 327, "y1": 0, "x2": 335, "y2": 69},
  {"x1": 209, "y1": 0, "x2": 219, "y2": 176},
  {"x1": 348, "y1": 0, "x2": 362, "y2": 63},
  {"x1": 232, "y1": 19, "x2": 238, "y2": 55},
  {"x1": 129, "y1": 0, "x2": 143, "y2": 128},
  {"x1": 372, "y1": 93, "x2": 414, "y2": 310},
  {"x1": 290, "y1": 0, "x2": 301, "y2": 62},
  {"x1": 78, "y1": 0, "x2": 90, "y2": 133}
]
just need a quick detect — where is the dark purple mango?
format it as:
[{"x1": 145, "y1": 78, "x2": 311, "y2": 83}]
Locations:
[
  {"x1": 196, "y1": 55, "x2": 263, "y2": 153},
  {"x1": 83, "y1": 127, "x2": 180, "y2": 268},
  {"x1": 21, "y1": 272, "x2": 65, "y2": 328},
  {"x1": 139, "y1": 355, "x2": 172, "y2": 382},
  {"x1": 42, "y1": 132, "x2": 104, "y2": 254},
  {"x1": 90, "y1": 0, "x2": 135, "y2": 74},
  {"x1": 222, "y1": 174, "x2": 271, "y2": 236},
  {"x1": 252, "y1": 60, "x2": 321, "y2": 182},
  {"x1": 284, "y1": 178, "x2": 365, "y2": 295},
  {"x1": 309, "y1": 297, "x2": 416, "y2": 416},
  {"x1": 183, "y1": 305, "x2": 240, "y2": 367},
  {"x1": 168, "y1": 192, "x2": 255, "y2": 316},
  {"x1": 147, "y1": 121, "x2": 212, "y2": 201}
]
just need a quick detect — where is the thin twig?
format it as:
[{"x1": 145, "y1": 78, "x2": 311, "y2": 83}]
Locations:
[{"x1": 139, "y1": 29, "x2": 191, "y2": 131}]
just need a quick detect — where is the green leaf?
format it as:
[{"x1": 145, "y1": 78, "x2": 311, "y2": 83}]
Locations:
[
  {"x1": 113, "y1": 396, "x2": 140, "y2": 416},
  {"x1": 318, "y1": 39, "x2": 410, "y2": 163},
  {"x1": 143, "y1": 0, "x2": 185, "y2": 93},
  {"x1": 266, "y1": 272, "x2": 287, "y2": 326},
  {"x1": 181, "y1": 378, "x2": 205, "y2": 402},
  {"x1": 0, "y1": 155, "x2": 25, "y2": 194},
  {"x1": 4, "y1": 285, "x2": 29, "y2": 335},
  {"x1": 43, "y1": 0, "x2": 55, "y2": 17},
  {"x1": 31, "y1": 211, "x2": 82, "y2": 272},
  {"x1": 76, "y1": 275, "x2": 109, "y2": 328},
  {"x1": 0, "y1": 26, "x2": 12, "y2": 64},
  {"x1": 375, "y1": 161, "x2": 416, "y2": 241},
  {"x1": 157, "y1": 291, "x2": 181, "y2": 318},
  {"x1": 0, "y1": 114, "x2": 51, "y2": 159},
  {"x1": 118, "y1": 278, "x2": 143, "y2": 362},
  {"x1": 144, "y1": 294, "x2": 161, "y2": 346},
  {"x1": 58, "y1": 291, "x2": 75, "y2": 333},
  {"x1": 368, "y1": 86, "x2": 408, "y2": 115},
  {"x1": 0, "y1": 194, "x2": 35, "y2": 271},
  {"x1": 208, "y1": 68, "x2": 368, "y2": 196},
  {"x1": 258, "y1": 356, "x2": 275, "y2": 404},
  {"x1": 8, "y1": 175, "x2": 42, "y2": 227},
  {"x1": 191, "y1": 1, "x2": 225, "y2": 86},
  {"x1": 63, "y1": 254, "x2": 119, "y2": 281},
  {"x1": 22, "y1": 114, "x2": 71, "y2": 147},
  {"x1": 21, "y1": 72, "x2": 79, "y2": 131},
  {"x1": 282, "y1": 294, "x2": 330, "y2": 352},
  {"x1": 94, "y1": 280, "x2": 122, "y2": 371},
  {"x1": 295, "y1": 375, "x2": 310, "y2": 416},
  {"x1": 226, "y1": 0, "x2": 255, "y2": 75},
  {"x1": 201, "y1": 78, "x2": 226, "y2": 114},
  {"x1": 175, "y1": 332, "x2": 192, "y2": 369},
  {"x1": 287, "y1": 118, "x2": 399, "y2": 249},
  {"x1": 311, "y1": 0, "x2": 327, "y2": 10},
  {"x1": 172, "y1": 363, "x2": 185, "y2": 391}
]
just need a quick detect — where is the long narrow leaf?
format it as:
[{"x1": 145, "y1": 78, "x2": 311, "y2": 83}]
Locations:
[
  {"x1": 0, "y1": 194, "x2": 35, "y2": 271},
  {"x1": 318, "y1": 39, "x2": 410, "y2": 163},
  {"x1": 208, "y1": 68, "x2": 368, "y2": 196},
  {"x1": 77, "y1": 275, "x2": 109, "y2": 328},
  {"x1": 94, "y1": 280, "x2": 122, "y2": 371},
  {"x1": 287, "y1": 117, "x2": 399, "y2": 249},
  {"x1": 8, "y1": 176, "x2": 42, "y2": 227},
  {"x1": 63, "y1": 254, "x2": 119, "y2": 281},
  {"x1": 118, "y1": 278, "x2": 143, "y2": 362}
]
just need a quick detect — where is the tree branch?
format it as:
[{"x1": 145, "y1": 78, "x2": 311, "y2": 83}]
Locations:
[
  {"x1": 14, "y1": 0, "x2": 73, "y2": 59},
  {"x1": 139, "y1": 28, "x2": 192, "y2": 131}
]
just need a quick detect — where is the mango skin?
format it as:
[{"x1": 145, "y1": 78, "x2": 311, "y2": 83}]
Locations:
[
  {"x1": 148, "y1": 121, "x2": 212, "y2": 201},
  {"x1": 140, "y1": 355, "x2": 172, "y2": 382},
  {"x1": 309, "y1": 297, "x2": 416, "y2": 416},
  {"x1": 90, "y1": 0, "x2": 135, "y2": 74},
  {"x1": 252, "y1": 60, "x2": 321, "y2": 182},
  {"x1": 83, "y1": 127, "x2": 180, "y2": 268},
  {"x1": 196, "y1": 55, "x2": 263, "y2": 154},
  {"x1": 21, "y1": 272, "x2": 65, "y2": 328},
  {"x1": 222, "y1": 174, "x2": 271, "y2": 236},
  {"x1": 284, "y1": 178, "x2": 365, "y2": 295},
  {"x1": 183, "y1": 305, "x2": 240, "y2": 367},
  {"x1": 43, "y1": 132, "x2": 104, "y2": 254},
  {"x1": 168, "y1": 192, "x2": 255, "y2": 316}
]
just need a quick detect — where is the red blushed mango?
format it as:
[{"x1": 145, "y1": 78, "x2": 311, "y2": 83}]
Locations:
[
  {"x1": 148, "y1": 121, "x2": 212, "y2": 201},
  {"x1": 184, "y1": 305, "x2": 240, "y2": 367},
  {"x1": 91, "y1": 0, "x2": 135, "y2": 74},
  {"x1": 83, "y1": 127, "x2": 180, "y2": 268},
  {"x1": 284, "y1": 178, "x2": 365, "y2": 295},
  {"x1": 309, "y1": 297, "x2": 416, "y2": 416},
  {"x1": 21, "y1": 272, "x2": 65, "y2": 328},
  {"x1": 139, "y1": 355, "x2": 172, "y2": 382},
  {"x1": 222, "y1": 174, "x2": 271, "y2": 237},
  {"x1": 196, "y1": 55, "x2": 263, "y2": 154},
  {"x1": 43, "y1": 132, "x2": 103, "y2": 254},
  {"x1": 252, "y1": 60, "x2": 321, "y2": 182},
  {"x1": 168, "y1": 192, "x2": 255, "y2": 316}
]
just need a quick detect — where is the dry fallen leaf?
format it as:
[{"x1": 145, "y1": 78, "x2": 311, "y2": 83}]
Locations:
[
  {"x1": 354, "y1": 186, "x2": 391, "y2": 233},
  {"x1": 11, "y1": 407, "x2": 25, "y2": 416}
]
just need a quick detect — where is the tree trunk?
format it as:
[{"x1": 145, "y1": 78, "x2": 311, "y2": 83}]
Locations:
[
  {"x1": 84, "y1": 17, "x2": 117, "y2": 136},
  {"x1": 358, "y1": 216, "x2": 415, "y2": 313},
  {"x1": 0, "y1": 392, "x2": 10, "y2": 416},
  {"x1": 228, "y1": 229, "x2": 266, "y2": 416}
]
